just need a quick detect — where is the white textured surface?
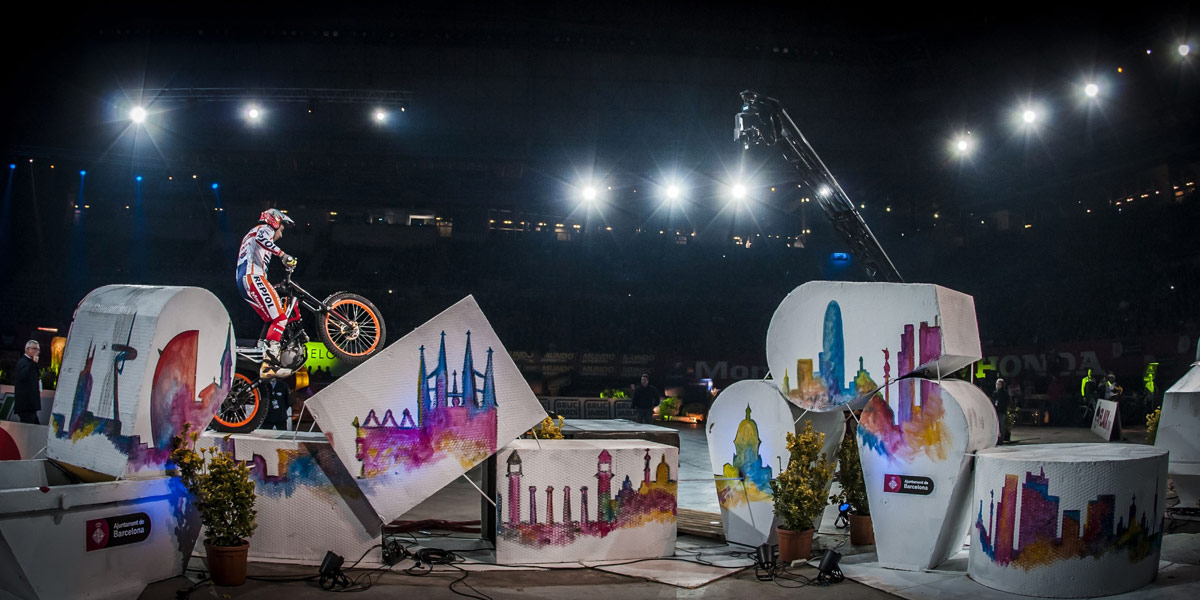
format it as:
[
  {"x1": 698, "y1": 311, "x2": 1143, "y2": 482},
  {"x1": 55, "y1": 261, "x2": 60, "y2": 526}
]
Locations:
[
  {"x1": 47, "y1": 285, "x2": 233, "y2": 480},
  {"x1": 859, "y1": 377, "x2": 995, "y2": 571},
  {"x1": 765, "y1": 281, "x2": 979, "y2": 411},
  {"x1": 969, "y1": 443, "x2": 1169, "y2": 597},
  {"x1": 0, "y1": 462, "x2": 195, "y2": 600},
  {"x1": 704, "y1": 379, "x2": 844, "y2": 547},
  {"x1": 494, "y1": 439, "x2": 677, "y2": 564},
  {"x1": 306, "y1": 296, "x2": 547, "y2": 523},
  {"x1": 1158, "y1": 363, "x2": 1200, "y2": 507},
  {"x1": 197, "y1": 431, "x2": 382, "y2": 566},
  {"x1": 841, "y1": 535, "x2": 1200, "y2": 600}
]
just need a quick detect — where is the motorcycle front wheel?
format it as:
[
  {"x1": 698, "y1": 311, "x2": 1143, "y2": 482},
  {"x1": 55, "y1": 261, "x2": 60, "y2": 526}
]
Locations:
[{"x1": 318, "y1": 291, "x2": 387, "y2": 366}]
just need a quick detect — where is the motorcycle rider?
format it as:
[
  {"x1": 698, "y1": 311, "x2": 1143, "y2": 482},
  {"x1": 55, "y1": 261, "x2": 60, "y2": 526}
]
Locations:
[{"x1": 237, "y1": 208, "x2": 298, "y2": 378}]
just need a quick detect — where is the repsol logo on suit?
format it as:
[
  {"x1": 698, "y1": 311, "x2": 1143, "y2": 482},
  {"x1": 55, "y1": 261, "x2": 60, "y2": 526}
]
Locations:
[{"x1": 254, "y1": 278, "x2": 276, "y2": 308}]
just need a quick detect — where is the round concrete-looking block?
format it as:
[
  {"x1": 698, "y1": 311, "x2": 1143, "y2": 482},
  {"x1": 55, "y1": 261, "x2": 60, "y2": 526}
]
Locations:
[{"x1": 968, "y1": 444, "x2": 1168, "y2": 598}]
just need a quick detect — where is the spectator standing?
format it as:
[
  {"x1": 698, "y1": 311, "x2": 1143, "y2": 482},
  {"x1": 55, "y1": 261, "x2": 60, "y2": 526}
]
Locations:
[
  {"x1": 14, "y1": 340, "x2": 41, "y2": 424},
  {"x1": 992, "y1": 378, "x2": 1011, "y2": 445},
  {"x1": 261, "y1": 378, "x2": 291, "y2": 430},
  {"x1": 631, "y1": 373, "x2": 661, "y2": 425}
]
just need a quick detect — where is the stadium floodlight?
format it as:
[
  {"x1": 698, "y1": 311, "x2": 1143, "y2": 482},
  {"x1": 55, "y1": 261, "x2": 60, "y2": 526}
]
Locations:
[
  {"x1": 1022, "y1": 109, "x2": 1037, "y2": 124},
  {"x1": 129, "y1": 106, "x2": 147, "y2": 124},
  {"x1": 582, "y1": 187, "x2": 598, "y2": 202},
  {"x1": 374, "y1": 109, "x2": 387, "y2": 122},
  {"x1": 730, "y1": 183, "x2": 747, "y2": 200},
  {"x1": 952, "y1": 134, "x2": 974, "y2": 157},
  {"x1": 244, "y1": 105, "x2": 263, "y2": 122},
  {"x1": 817, "y1": 184, "x2": 832, "y2": 197},
  {"x1": 1180, "y1": 44, "x2": 1191, "y2": 57},
  {"x1": 1084, "y1": 82, "x2": 1099, "y2": 98},
  {"x1": 666, "y1": 184, "x2": 681, "y2": 200}
]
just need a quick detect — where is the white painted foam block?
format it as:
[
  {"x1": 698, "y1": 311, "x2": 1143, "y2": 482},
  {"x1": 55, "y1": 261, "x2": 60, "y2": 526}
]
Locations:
[
  {"x1": 47, "y1": 285, "x2": 235, "y2": 480},
  {"x1": 858, "y1": 377, "x2": 996, "y2": 571},
  {"x1": 494, "y1": 439, "x2": 677, "y2": 564},
  {"x1": 197, "y1": 431, "x2": 381, "y2": 566},
  {"x1": 1157, "y1": 363, "x2": 1200, "y2": 508},
  {"x1": 0, "y1": 460, "x2": 199, "y2": 600},
  {"x1": 766, "y1": 281, "x2": 979, "y2": 411},
  {"x1": 0, "y1": 421, "x2": 47, "y2": 461},
  {"x1": 704, "y1": 379, "x2": 844, "y2": 547},
  {"x1": 306, "y1": 296, "x2": 547, "y2": 523},
  {"x1": 969, "y1": 444, "x2": 1168, "y2": 598}
]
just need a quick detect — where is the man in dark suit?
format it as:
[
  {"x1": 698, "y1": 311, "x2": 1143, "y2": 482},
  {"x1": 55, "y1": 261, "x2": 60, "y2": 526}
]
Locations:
[
  {"x1": 14, "y1": 340, "x2": 42, "y2": 424},
  {"x1": 260, "y1": 378, "x2": 291, "y2": 430},
  {"x1": 631, "y1": 373, "x2": 661, "y2": 425}
]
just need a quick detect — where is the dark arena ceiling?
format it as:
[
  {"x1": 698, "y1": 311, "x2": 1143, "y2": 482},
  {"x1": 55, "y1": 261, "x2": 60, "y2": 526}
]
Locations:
[{"x1": 1, "y1": 2, "x2": 1198, "y2": 372}]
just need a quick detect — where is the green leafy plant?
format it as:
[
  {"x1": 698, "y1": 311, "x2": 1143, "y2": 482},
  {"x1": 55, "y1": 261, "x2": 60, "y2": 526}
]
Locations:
[
  {"x1": 771, "y1": 420, "x2": 836, "y2": 532},
  {"x1": 1146, "y1": 407, "x2": 1161, "y2": 444},
  {"x1": 170, "y1": 424, "x2": 258, "y2": 547},
  {"x1": 657, "y1": 396, "x2": 681, "y2": 418},
  {"x1": 600, "y1": 388, "x2": 628, "y2": 399},
  {"x1": 830, "y1": 425, "x2": 869, "y2": 515}
]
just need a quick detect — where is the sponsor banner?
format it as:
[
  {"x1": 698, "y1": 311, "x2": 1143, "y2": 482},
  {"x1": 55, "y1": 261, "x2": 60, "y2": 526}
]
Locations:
[
  {"x1": 883, "y1": 474, "x2": 935, "y2": 496},
  {"x1": 1091, "y1": 400, "x2": 1120, "y2": 441},
  {"x1": 86, "y1": 512, "x2": 152, "y2": 551},
  {"x1": 977, "y1": 334, "x2": 1193, "y2": 380}
]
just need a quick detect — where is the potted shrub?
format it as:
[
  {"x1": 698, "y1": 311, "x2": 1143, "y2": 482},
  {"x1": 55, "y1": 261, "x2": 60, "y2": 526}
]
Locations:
[
  {"x1": 171, "y1": 424, "x2": 258, "y2": 586},
  {"x1": 771, "y1": 420, "x2": 835, "y2": 563},
  {"x1": 831, "y1": 423, "x2": 873, "y2": 545}
]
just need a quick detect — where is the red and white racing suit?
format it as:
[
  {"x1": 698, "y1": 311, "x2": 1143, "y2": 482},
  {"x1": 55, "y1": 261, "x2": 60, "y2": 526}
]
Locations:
[{"x1": 236, "y1": 224, "x2": 288, "y2": 343}]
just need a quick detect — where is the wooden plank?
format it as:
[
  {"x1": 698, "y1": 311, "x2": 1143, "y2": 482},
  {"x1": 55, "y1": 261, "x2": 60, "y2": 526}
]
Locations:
[{"x1": 678, "y1": 508, "x2": 725, "y2": 541}]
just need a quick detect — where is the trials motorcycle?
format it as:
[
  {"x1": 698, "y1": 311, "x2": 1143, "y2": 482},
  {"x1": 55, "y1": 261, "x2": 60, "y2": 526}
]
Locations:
[{"x1": 211, "y1": 265, "x2": 386, "y2": 432}]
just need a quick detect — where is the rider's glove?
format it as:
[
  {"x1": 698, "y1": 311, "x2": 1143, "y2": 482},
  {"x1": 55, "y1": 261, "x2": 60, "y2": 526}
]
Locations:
[{"x1": 283, "y1": 254, "x2": 298, "y2": 268}]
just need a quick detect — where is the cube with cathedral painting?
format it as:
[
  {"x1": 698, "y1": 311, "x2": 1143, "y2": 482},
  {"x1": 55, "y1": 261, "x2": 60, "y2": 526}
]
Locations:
[{"x1": 494, "y1": 439, "x2": 677, "y2": 564}]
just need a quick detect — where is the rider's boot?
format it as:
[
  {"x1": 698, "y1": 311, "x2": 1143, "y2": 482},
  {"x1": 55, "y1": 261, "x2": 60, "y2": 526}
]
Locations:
[{"x1": 260, "y1": 340, "x2": 295, "y2": 379}]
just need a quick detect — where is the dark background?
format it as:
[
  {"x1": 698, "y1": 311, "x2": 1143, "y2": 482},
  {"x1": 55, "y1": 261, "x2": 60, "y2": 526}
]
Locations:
[{"x1": 1, "y1": 2, "x2": 1197, "y2": 394}]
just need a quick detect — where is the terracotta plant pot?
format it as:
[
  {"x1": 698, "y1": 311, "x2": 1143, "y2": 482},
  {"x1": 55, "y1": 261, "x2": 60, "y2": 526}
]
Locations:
[
  {"x1": 776, "y1": 527, "x2": 814, "y2": 564},
  {"x1": 849, "y1": 514, "x2": 875, "y2": 546},
  {"x1": 204, "y1": 541, "x2": 250, "y2": 586}
]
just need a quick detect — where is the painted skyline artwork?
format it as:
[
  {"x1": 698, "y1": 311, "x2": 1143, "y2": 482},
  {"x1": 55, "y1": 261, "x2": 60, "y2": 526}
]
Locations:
[
  {"x1": 498, "y1": 447, "x2": 676, "y2": 547},
  {"x1": 766, "y1": 282, "x2": 980, "y2": 413},
  {"x1": 46, "y1": 286, "x2": 235, "y2": 479},
  {"x1": 494, "y1": 439, "x2": 677, "y2": 564},
  {"x1": 50, "y1": 326, "x2": 233, "y2": 473},
  {"x1": 715, "y1": 404, "x2": 774, "y2": 508},
  {"x1": 305, "y1": 296, "x2": 548, "y2": 524},
  {"x1": 352, "y1": 331, "x2": 499, "y2": 478},
  {"x1": 198, "y1": 431, "x2": 381, "y2": 566},
  {"x1": 975, "y1": 469, "x2": 1162, "y2": 571}
]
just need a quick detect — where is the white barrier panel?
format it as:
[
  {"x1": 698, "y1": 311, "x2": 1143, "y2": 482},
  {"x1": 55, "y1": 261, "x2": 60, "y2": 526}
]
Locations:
[
  {"x1": 1090, "y1": 399, "x2": 1120, "y2": 441},
  {"x1": 47, "y1": 285, "x2": 234, "y2": 480},
  {"x1": 0, "y1": 421, "x2": 47, "y2": 461},
  {"x1": 704, "y1": 379, "x2": 844, "y2": 547},
  {"x1": 197, "y1": 431, "x2": 382, "y2": 566},
  {"x1": 0, "y1": 460, "x2": 198, "y2": 599},
  {"x1": 306, "y1": 296, "x2": 547, "y2": 523},
  {"x1": 1156, "y1": 363, "x2": 1200, "y2": 507},
  {"x1": 969, "y1": 444, "x2": 1168, "y2": 598},
  {"x1": 494, "y1": 439, "x2": 676, "y2": 564},
  {"x1": 858, "y1": 377, "x2": 996, "y2": 570},
  {"x1": 766, "y1": 282, "x2": 979, "y2": 411}
]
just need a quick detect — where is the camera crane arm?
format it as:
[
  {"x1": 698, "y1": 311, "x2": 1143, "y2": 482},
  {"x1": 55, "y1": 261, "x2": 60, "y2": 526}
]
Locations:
[{"x1": 734, "y1": 90, "x2": 903, "y2": 283}]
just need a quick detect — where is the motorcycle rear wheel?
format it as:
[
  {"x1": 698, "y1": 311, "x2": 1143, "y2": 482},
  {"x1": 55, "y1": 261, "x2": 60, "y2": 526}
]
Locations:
[
  {"x1": 318, "y1": 291, "x2": 387, "y2": 365},
  {"x1": 211, "y1": 372, "x2": 267, "y2": 433}
]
